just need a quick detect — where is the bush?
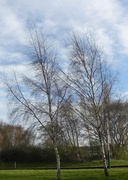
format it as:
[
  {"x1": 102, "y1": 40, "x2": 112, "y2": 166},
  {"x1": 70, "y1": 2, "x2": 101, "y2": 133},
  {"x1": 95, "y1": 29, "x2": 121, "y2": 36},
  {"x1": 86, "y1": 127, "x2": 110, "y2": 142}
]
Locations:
[
  {"x1": 115, "y1": 147, "x2": 128, "y2": 160},
  {"x1": 0, "y1": 146, "x2": 56, "y2": 163}
]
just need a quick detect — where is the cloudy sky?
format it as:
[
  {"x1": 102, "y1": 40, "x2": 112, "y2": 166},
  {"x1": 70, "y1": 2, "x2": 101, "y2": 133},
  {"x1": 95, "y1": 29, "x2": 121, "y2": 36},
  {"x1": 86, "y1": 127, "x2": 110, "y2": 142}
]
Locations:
[{"x1": 0, "y1": 0, "x2": 128, "y2": 122}]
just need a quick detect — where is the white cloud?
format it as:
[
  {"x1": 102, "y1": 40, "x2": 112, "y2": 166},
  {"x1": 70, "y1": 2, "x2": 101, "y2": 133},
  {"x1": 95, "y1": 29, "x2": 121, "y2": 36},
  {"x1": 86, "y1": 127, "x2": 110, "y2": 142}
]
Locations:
[
  {"x1": 117, "y1": 23, "x2": 128, "y2": 54},
  {"x1": 0, "y1": 101, "x2": 8, "y2": 122},
  {"x1": 0, "y1": 64, "x2": 28, "y2": 76},
  {"x1": 0, "y1": 1, "x2": 26, "y2": 50},
  {"x1": 0, "y1": 0, "x2": 127, "y2": 58}
]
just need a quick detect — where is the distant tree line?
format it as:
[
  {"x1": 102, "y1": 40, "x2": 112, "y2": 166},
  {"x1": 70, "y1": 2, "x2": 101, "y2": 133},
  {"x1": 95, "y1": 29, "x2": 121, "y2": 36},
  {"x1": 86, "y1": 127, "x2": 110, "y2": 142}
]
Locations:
[
  {"x1": 0, "y1": 99, "x2": 128, "y2": 163},
  {"x1": 0, "y1": 121, "x2": 101, "y2": 163}
]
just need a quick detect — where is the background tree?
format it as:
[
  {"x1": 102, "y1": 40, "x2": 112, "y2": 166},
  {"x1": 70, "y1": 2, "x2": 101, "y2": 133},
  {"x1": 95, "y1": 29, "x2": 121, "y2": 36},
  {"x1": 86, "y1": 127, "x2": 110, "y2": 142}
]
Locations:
[
  {"x1": 59, "y1": 101, "x2": 83, "y2": 161},
  {"x1": 0, "y1": 121, "x2": 34, "y2": 150},
  {"x1": 0, "y1": 121, "x2": 35, "y2": 162},
  {"x1": 108, "y1": 100, "x2": 128, "y2": 159}
]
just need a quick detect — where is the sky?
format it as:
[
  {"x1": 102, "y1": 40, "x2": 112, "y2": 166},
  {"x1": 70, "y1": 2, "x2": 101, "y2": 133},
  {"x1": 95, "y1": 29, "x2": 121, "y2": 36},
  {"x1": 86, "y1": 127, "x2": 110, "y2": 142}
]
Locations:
[{"x1": 0, "y1": 0, "x2": 128, "y2": 122}]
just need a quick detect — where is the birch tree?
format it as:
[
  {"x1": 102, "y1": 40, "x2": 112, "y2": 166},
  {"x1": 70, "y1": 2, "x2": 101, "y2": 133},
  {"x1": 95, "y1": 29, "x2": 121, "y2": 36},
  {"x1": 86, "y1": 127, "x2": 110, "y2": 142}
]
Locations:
[
  {"x1": 4, "y1": 27, "x2": 67, "y2": 180},
  {"x1": 66, "y1": 31, "x2": 116, "y2": 176}
]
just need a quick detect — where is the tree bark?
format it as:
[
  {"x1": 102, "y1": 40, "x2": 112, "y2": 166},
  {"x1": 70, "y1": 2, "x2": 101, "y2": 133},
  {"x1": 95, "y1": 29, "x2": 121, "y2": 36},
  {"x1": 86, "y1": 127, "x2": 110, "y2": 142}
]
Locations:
[
  {"x1": 100, "y1": 138, "x2": 109, "y2": 176},
  {"x1": 54, "y1": 144, "x2": 61, "y2": 180}
]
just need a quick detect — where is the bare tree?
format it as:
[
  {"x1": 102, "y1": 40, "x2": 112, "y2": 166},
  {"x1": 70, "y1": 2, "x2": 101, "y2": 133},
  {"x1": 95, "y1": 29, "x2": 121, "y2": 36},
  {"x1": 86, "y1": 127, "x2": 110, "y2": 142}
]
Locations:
[
  {"x1": 59, "y1": 101, "x2": 83, "y2": 161},
  {"x1": 4, "y1": 27, "x2": 67, "y2": 180},
  {"x1": 0, "y1": 121, "x2": 35, "y2": 150},
  {"x1": 108, "y1": 100, "x2": 128, "y2": 157},
  {"x1": 65, "y1": 31, "x2": 116, "y2": 176}
]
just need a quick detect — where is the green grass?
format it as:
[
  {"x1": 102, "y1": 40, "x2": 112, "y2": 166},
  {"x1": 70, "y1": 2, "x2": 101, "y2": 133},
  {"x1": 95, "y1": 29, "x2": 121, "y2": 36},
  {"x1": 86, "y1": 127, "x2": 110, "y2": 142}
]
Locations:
[
  {"x1": 0, "y1": 169, "x2": 127, "y2": 180},
  {"x1": 0, "y1": 159, "x2": 127, "y2": 169},
  {"x1": 17, "y1": 159, "x2": 128, "y2": 169},
  {"x1": 110, "y1": 159, "x2": 128, "y2": 166}
]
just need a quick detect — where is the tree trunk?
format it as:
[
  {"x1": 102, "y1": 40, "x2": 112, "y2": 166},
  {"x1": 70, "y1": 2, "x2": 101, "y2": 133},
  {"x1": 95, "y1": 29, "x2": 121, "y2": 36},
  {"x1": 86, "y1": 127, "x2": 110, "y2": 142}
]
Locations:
[
  {"x1": 54, "y1": 144, "x2": 61, "y2": 180},
  {"x1": 100, "y1": 138, "x2": 109, "y2": 176}
]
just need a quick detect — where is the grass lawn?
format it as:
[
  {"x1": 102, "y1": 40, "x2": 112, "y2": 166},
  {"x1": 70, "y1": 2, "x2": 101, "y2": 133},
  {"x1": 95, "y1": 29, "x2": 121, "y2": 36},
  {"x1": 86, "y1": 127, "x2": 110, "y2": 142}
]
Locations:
[
  {"x1": 0, "y1": 159, "x2": 127, "y2": 169},
  {"x1": 0, "y1": 169, "x2": 127, "y2": 180}
]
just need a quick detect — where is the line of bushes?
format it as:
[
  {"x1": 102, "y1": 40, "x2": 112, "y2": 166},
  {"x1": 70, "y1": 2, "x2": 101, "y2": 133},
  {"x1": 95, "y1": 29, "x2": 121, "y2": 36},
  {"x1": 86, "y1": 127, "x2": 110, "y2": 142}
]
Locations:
[
  {"x1": 0, "y1": 145, "x2": 127, "y2": 164},
  {"x1": 0, "y1": 146, "x2": 101, "y2": 163}
]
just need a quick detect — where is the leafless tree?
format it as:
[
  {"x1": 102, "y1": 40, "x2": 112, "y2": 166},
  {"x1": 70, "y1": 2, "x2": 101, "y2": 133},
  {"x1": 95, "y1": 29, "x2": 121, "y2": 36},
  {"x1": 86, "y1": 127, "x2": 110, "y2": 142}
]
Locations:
[
  {"x1": 4, "y1": 27, "x2": 68, "y2": 180},
  {"x1": 108, "y1": 100, "x2": 128, "y2": 157},
  {"x1": 59, "y1": 101, "x2": 83, "y2": 161},
  {"x1": 0, "y1": 121, "x2": 35, "y2": 150},
  {"x1": 65, "y1": 31, "x2": 116, "y2": 176}
]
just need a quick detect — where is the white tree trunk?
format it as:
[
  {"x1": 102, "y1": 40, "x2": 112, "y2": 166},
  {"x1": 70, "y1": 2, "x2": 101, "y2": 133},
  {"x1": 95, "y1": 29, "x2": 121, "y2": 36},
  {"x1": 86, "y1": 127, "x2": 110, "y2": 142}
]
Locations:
[
  {"x1": 100, "y1": 138, "x2": 109, "y2": 176},
  {"x1": 54, "y1": 144, "x2": 61, "y2": 180}
]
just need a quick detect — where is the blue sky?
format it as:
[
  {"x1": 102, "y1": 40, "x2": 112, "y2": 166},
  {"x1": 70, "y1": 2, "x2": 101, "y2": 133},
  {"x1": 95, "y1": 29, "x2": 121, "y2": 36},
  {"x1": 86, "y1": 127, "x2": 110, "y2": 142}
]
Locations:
[{"x1": 0, "y1": 0, "x2": 128, "y2": 122}]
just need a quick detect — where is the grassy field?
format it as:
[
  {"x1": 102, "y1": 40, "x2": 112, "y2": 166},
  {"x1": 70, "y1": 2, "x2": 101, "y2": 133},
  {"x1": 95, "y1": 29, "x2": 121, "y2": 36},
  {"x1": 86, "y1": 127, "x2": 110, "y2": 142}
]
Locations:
[
  {"x1": 0, "y1": 169, "x2": 127, "y2": 180},
  {"x1": 0, "y1": 160, "x2": 127, "y2": 180},
  {"x1": 0, "y1": 159, "x2": 127, "y2": 169}
]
